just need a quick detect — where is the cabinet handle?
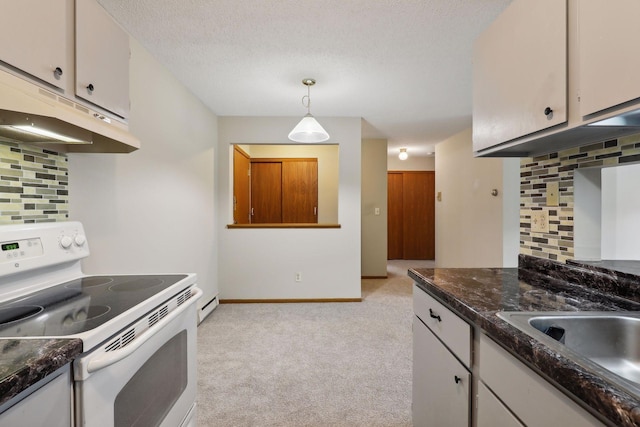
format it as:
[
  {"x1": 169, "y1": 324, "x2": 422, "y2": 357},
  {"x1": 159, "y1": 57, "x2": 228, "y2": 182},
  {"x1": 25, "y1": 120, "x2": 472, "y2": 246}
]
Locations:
[
  {"x1": 429, "y1": 308, "x2": 441, "y2": 322},
  {"x1": 454, "y1": 375, "x2": 462, "y2": 384},
  {"x1": 53, "y1": 67, "x2": 63, "y2": 78},
  {"x1": 251, "y1": 208, "x2": 254, "y2": 216},
  {"x1": 544, "y1": 106, "x2": 553, "y2": 117},
  {"x1": 86, "y1": 83, "x2": 95, "y2": 93}
]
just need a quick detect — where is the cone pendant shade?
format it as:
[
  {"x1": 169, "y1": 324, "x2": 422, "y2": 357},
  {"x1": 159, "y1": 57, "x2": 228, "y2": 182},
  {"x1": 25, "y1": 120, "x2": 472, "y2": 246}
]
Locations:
[{"x1": 288, "y1": 113, "x2": 330, "y2": 143}]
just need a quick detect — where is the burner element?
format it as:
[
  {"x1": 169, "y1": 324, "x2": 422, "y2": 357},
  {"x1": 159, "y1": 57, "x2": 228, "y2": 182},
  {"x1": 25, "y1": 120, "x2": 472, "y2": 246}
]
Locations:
[
  {"x1": 81, "y1": 305, "x2": 111, "y2": 322},
  {"x1": 78, "y1": 277, "x2": 114, "y2": 288},
  {"x1": 110, "y1": 277, "x2": 165, "y2": 292},
  {"x1": 0, "y1": 305, "x2": 44, "y2": 325}
]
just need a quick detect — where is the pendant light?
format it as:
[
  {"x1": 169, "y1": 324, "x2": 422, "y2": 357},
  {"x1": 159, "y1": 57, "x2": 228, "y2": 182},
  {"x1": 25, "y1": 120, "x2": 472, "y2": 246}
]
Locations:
[
  {"x1": 399, "y1": 148, "x2": 408, "y2": 160},
  {"x1": 288, "y1": 78, "x2": 330, "y2": 143}
]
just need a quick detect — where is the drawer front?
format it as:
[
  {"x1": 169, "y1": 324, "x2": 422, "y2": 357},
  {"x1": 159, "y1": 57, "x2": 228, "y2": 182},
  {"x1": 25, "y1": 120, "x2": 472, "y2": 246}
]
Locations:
[
  {"x1": 413, "y1": 284, "x2": 472, "y2": 368},
  {"x1": 479, "y1": 334, "x2": 604, "y2": 427}
]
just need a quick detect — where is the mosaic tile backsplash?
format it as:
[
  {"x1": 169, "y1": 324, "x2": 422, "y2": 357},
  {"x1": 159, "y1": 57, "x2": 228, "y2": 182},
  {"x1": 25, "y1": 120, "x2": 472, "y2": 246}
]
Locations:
[
  {"x1": 0, "y1": 141, "x2": 68, "y2": 224},
  {"x1": 520, "y1": 133, "x2": 640, "y2": 263}
]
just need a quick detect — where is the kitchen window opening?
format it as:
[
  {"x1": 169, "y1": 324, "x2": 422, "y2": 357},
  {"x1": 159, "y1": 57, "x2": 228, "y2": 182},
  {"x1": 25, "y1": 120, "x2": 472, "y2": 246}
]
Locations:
[{"x1": 228, "y1": 144, "x2": 341, "y2": 229}]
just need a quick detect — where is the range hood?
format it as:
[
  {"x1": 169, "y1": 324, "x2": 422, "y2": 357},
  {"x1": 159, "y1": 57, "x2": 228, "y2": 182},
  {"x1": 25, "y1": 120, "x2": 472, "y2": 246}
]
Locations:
[{"x1": 0, "y1": 69, "x2": 140, "y2": 153}]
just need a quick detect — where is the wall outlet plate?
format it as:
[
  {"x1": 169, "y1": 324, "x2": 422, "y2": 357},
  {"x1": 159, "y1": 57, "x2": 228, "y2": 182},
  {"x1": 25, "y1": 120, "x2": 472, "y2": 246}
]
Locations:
[
  {"x1": 531, "y1": 210, "x2": 549, "y2": 233},
  {"x1": 547, "y1": 182, "x2": 559, "y2": 206}
]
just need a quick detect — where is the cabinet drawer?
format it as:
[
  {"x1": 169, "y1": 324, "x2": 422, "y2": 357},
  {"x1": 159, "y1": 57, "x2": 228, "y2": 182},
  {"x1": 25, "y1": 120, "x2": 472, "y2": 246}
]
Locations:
[
  {"x1": 479, "y1": 334, "x2": 603, "y2": 427},
  {"x1": 413, "y1": 284, "x2": 471, "y2": 368}
]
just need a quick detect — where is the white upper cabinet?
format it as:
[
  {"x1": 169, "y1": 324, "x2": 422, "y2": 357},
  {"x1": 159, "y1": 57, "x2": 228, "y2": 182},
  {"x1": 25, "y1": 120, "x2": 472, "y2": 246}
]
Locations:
[
  {"x1": 75, "y1": 0, "x2": 130, "y2": 119},
  {"x1": 472, "y1": 0, "x2": 567, "y2": 153},
  {"x1": 578, "y1": 0, "x2": 640, "y2": 117},
  {"x1": 0, "y1": 0, "x2": 70, "y2": 90}
]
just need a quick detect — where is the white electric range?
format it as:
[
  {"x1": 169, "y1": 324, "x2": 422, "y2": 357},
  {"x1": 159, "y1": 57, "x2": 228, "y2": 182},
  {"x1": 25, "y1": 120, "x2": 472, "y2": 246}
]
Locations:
[{"x1": 0, "y1": 221, "x2": 201, "y2": 427}]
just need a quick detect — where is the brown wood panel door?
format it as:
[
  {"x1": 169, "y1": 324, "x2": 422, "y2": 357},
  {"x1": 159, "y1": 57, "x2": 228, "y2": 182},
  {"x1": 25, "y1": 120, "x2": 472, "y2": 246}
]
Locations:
[
  {"x1": 233, "y1": 146, "x2": 251, "y2": 224},
  {"x1": 403, "y1": 172, "x2": 435, "y2": 260},
  {"x1": 251, "y1": 162, "x2": 282, "y2": 223},
  {"x1": 387, "y1": 172, "x2": 404, "y2": 259},
  {"x1": 282, "y1": 159, "x2": 318, "y2": 223},
  {"x1": 388, "y1": 171, "x2": 435, "y2": 260}
]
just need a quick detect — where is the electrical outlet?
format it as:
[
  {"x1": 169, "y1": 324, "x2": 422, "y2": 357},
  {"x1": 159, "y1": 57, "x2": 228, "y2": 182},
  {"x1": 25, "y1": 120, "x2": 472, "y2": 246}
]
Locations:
[
  {"x1": 295, "y1": 272, "x2": 302, "y2": 282},
  {"x1": 374, "y1": 207, "x2": 380, "y2": 216},
  {"x1": 531, "y1": 210, "x2": 549, "y2": 233}
]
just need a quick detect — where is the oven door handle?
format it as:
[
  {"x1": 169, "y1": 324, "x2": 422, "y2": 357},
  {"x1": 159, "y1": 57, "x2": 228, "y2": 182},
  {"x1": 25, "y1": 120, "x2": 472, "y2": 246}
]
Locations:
[{"x1": 81, "y1": 287, "x2": 203, "y2": 377}]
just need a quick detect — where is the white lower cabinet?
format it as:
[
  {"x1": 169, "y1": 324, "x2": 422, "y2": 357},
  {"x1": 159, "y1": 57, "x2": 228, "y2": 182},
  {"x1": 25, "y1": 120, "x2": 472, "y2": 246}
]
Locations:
[
  {"x1": 0, "y1": 365, "x2": 72, "y2": 427},
  {"x1": 477, "y1": 382, "x2": 524, "y2": 427},
  {"x1": 413, "y1": 316, "x2": 470, "y2": 426},
  {"x1": 479, "y1": 334, "x2": 604, "y2": 427}
]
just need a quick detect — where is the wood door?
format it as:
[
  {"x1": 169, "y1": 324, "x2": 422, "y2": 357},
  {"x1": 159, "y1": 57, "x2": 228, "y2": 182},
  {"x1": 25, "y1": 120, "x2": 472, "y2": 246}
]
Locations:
[
  {"x1": 387, "y1": 172, "x2": 404, "y2": 259},
  {"x1": 282, "y1": 159, "x2": 318, "y2": 223},
  {"x1": 403, "y1": 172, "x2": 435, "y2": 259},
  {"x1": 233, "y1": 146, "x2": 251, "y2": 224},
  {"x1": 388, "y1": 171, "x2": 435, "y2": 260},
  {"x1": 251, "y1": 162, "x2": 282, "y2": 223}
]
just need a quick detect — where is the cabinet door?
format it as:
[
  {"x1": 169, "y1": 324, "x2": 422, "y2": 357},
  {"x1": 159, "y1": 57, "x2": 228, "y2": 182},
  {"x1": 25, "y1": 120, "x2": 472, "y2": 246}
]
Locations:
[
  {"x1": 282, "y1": 159, "x2": 318, "y2": 223},
  {"x1": 477, "y1": 382, "x2": 524, "y2": 427},
  {"x1": 472, "y1": 0, "x2": 567, "y2": 152},
  {"x1": 251, "y1": 162, "x2": 282, "y2": 223},
  {"x1": 0, "y1": 0, "x2": 69, "y2": 90},
  {"x1": 0, "y1": 368, "x2": 72, "y2": 427},
  {"x1": 75, "y1": 0, "x2": 130, "y2": 118},
  {"x1": 578, "y1": 0, "x2": 640, "y2": 117},
  {"x1": 413, "y1": 316, "x2": 470, "y2": 426}
]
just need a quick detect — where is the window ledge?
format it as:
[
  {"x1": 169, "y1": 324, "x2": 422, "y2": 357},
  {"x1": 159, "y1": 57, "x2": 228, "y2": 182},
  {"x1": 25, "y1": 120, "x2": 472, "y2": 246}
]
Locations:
[{"x1": 227, "y1": 223, "x2": 341, "y2": 229}]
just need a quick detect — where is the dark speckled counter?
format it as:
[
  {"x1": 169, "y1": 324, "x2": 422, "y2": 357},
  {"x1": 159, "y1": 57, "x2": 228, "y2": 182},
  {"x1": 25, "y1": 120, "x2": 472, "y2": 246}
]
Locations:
[
  {"x1": 408, "y1": 264, "x2": 640, "y2": 427},
  {"x1": 0, "y1": 339, "x2": 82, "y2": 407}
]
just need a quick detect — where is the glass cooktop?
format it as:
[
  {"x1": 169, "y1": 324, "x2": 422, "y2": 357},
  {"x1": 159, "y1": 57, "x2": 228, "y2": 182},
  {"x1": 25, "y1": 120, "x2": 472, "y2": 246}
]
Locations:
[{"x1": 0, "y1": 275, "x2": 188, "y2": 337}]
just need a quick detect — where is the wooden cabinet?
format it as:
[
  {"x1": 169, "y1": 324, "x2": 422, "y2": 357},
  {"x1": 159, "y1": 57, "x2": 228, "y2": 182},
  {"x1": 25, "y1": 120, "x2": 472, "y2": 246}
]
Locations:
[
  {"x1": 250, "y1": 159, "x2": 318, "y2": 224},
  {"x1": 472, "y1": 0, "x2": 567, "y2": 152},
  {"x1": 75, "y1": 0, "x2": 130, "y2": 119},
  {"x1": 578, "y1": 0, "x2": 640, "y2": 117},
  {"x1": 0, "y1": 0, "x2": 70, "y2": 90},
  {"x1": 413, "y1": 285, "x2": 471, "y2": 426},
  {"x1": 479, "y1": 334, "x2": 604, "y2": 427}
]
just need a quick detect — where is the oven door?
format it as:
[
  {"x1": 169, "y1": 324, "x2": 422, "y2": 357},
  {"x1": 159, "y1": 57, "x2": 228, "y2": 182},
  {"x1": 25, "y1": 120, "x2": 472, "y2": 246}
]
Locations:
[{"x1": 74, "y1": 289, "x2": 200, "y2": 427}]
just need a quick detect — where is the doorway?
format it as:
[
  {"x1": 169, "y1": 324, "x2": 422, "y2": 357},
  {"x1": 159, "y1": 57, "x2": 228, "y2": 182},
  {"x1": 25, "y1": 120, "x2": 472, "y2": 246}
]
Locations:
[{"x1": 387, "y1": 171, "x2": 435, "y2": 260}]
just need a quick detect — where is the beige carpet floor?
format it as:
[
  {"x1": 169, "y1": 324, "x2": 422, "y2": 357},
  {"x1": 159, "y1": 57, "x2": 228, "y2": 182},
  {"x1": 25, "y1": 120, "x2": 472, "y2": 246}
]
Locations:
[{"x1": 196, "y1": 260, "x2": 434, "y2": 427}]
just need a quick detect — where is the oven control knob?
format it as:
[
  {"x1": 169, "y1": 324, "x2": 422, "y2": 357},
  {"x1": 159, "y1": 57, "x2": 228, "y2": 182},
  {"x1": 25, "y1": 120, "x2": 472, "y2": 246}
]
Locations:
[
  {"x1": 74, "y1": 234, "x2": 86, "y2": 246},
  {"x1": 75, "y1": 309, "x2": 87, "y2": 321},
  {"x1": 60, "y1": 236, "x2": 73, "y2": 249},
  {"x1": 63, "y1": 314, "x2": 74, "y2": 327}
]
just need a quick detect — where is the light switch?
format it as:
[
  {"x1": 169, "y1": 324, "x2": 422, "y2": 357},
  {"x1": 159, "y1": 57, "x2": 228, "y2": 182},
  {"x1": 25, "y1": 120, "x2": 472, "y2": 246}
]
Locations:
[
  {"x1": 547, "y1": 182, "x2": 559, "y2": 206},
  {"x1": 437, "y1": 192, "x2": 442, "y2": 202},
  {"x1": 374, "y1": 207, "x2": 380, "y2": 216}
]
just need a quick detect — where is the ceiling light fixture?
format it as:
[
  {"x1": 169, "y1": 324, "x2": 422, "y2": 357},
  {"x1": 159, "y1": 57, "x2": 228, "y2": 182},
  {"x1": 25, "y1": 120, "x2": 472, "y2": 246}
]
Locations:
[
  {"x1": 399, "y1": 148, "x2": 408, "y2": 160},
  {"x1": 288, "y1": 78, "x2": 330, "y2": 143}
]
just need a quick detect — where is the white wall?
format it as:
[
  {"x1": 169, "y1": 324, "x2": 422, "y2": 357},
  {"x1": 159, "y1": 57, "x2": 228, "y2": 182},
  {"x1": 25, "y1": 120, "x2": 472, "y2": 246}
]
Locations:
[
  {"x1": 574, "y1": 168, "x2": 602, "y2": 260},
  {"x1": 68, "y1": 39, "x2": 219, "y2": 318},
  {"x1": 218, "y1": 117, "x2": 361, "y2": 300},
  {"x1": 601, "y1": 163, "x2": 640, "y2": 259},
  {"x1": 362, "y1": 139, "x2": 388, "y2": 277},
  {"x1": 435, "y1": 128, "x2": 519, "y2": 267},
  {"x1": 388, "y1": 154, "x2": 435, "y2": 171}
]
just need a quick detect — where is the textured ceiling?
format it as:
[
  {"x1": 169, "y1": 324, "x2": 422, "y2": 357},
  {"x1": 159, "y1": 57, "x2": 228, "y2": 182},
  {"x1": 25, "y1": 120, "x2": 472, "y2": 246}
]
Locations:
[{"x1": 97, "y1": 0, "x2": 512, "y2": 156}]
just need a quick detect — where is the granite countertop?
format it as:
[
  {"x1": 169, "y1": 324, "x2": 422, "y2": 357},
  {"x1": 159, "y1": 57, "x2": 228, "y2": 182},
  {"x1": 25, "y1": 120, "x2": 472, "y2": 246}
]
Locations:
[
  {"x1": 0, "y1": 339, "x2": 82, "y2": 407},
  {"x1": 408, "y1": 266, "x2": 640, "y2": 427}
]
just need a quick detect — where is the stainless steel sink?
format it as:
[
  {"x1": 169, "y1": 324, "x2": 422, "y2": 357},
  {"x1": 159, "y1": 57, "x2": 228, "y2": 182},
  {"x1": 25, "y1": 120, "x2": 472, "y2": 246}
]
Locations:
[{"x1": 497, "y1": 311, "x2": 640, "y2": 393}]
